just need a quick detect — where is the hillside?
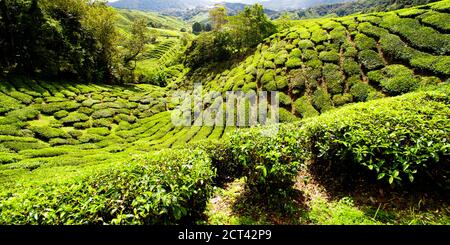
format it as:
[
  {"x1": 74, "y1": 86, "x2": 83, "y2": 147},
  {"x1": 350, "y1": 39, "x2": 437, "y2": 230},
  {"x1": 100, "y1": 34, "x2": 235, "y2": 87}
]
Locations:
[
  {"x1": 0, "y1": 0, "x2": 449, "y2": 225},
  {"x1": 184, "y1": 1, "x2": 450, "y2": 122},
  {"x1": 289, "y1": 0, "x2": 440, "y2": 19}
]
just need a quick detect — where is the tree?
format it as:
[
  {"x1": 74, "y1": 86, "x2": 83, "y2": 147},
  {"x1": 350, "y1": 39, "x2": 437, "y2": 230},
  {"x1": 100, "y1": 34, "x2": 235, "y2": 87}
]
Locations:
[
  {"x1": 227, "y1": 4, "x2": 276, "y2": 51},
  {"x1": 0, "y1": 0, "x2": 120, "y2": 83},
  {"x1": 204, "y1": 23, "x2": 212, "y2": 32},
  {"x1": 209, "y1": 6, "x2": 227, "y2": 31},
  {"x1": 192, "y1": 22, "x2": 202, "y2": 34},
  {"x1": 276, "y1": 13, "x2": 293, "y2": 31},
  {"x1": 123, "y1": 18, "x2": 150, "y2": 70}
]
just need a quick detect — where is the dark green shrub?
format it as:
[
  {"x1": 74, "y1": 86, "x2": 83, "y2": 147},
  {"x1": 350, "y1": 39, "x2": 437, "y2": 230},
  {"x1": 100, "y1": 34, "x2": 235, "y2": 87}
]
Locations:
[
  {"x1": 313, "y1": 89, "x2": 333, "y2": 112},
  {"x1": 319, "y1": 50, "x2": 340, "y2": 63},
  {"x1": 21, "y1": 148, "x2": 68, "y2": 158},
  {"x1": 303, "y1": 49, "x2": 318, "y2": 61},
  {"x1": 41, "y1": 102, "x2": 80, "y2": 114},
  {"x1": 369, "y1": 65, "x2": 420, "y2": 95},
  {"x1": 311, "y1": 29, "x2": 328, "y2": 43},
  {"x1": 305, "y1": 86, "x2": 450, "y2": 185},
  {"x1": 92, "y1": 118, "x2": 114, "y2": 128},
  {"x1": 420, "y1": 11, "x2": 450, "y2": 32},
  {"x1": 8, "y1": 91, "x2": 33, "y2": 105},
  {"x1": 294, "y1": 96, "x2": 319, "y2": 118},
  {"x1": 73, "y1": 121, "x2": 91, "y2": 130},
  {"x1": 61, "y1": 112, "x2": 89, "y2": 124},
  {"x1": 0, "y1": 125, "x2": 23, "y2": 136},
  {"x1": 286, "y1": 58, "x2": 302, "y2": 69},
  {"x1": 380, "y1": 14, "x2": 450, "y2": 55},
  {"x1": 29, "y1": 126, "x2": 70, "y2": 140},
  {"x1": 343, "y1": 58, "x2": 361, "y2": 76},
  {"x1": 54, "y1": 110, "x2": 69, "y2": 120},
  {"x1": 225, "y1": 125, "x2": 306, "y2": 198},
  {"x1": 0, "y1": 149, "x2": 215, "y2": 224},
  {"x1": 78, "y1": 107, "x2": 94, "y2": 115},
  {"x1": 1, "y1": 141, "x2": 48, "y2": 152},
  {"x1": 279, "y1": 108, "x2": 299, "y2": 123},
  {"x1": 350, "y1": 82, "x2": 371, "y2": 102},
  {"x1": 261, "y1": 70, "x2": 276, "y2": 84},
  {"x1": 113, "y1": 114, "x2": 137, "y2": 124},
  {"x1": 333, "y1": 93, "x2": 353, "y2": 106},
  {"x1": 0, "y1": 153, "x2": 23, "y2": 164},
  {"x1": 87, "y1": 127, "x2": 110, "y2": 136},
  {"x1": 298, "y1": 40, "x2": 314, "y2": 49},
  {"x1": 323, "y1": 63, "x2": 344, "y2": 95},
  {"x1": 358, "y1": 50, "x2": 384, "y2": 70},
  {"x1": 242, "y1": 82, "x2": 257, "y2": 93},
  {"x1": 91, "y1": 109, "x2": 115, "y2": 119},
  {"x1": 354, "y1": 33, "x2": 377, "y2": 51}
]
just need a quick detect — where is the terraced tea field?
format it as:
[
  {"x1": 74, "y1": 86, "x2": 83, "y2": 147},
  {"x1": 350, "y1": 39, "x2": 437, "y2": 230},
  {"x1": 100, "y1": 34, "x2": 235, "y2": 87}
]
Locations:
[
  {"x1": 0, "y1": 78, "x2": 231, "y2": 192},
  {"x1": 0, "y1": 0, "x2": 449, "y2": 225}
]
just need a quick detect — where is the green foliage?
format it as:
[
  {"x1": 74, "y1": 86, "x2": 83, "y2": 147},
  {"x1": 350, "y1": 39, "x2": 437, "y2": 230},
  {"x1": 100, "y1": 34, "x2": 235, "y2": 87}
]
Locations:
[
  {"x1": 333, "y1": 93, "x2": 353, "y2": 106},
  {"x1": 305, "y1": 86, "x2": 450, "y2": 185},
  {"x1": 41, "y1": 102, "x2": 80, "y2": 115},
  {"x1": 0, "y1": 149, "x2": 215, "y2": 224},
  {"x1": 354, "y1": 33, "x2": 377, "y2": 50},
  {"x1": 380, "y1": 14, "x2": 450, "y2": 55},
  {"x1": 313, "y1": 89, "x2": 333, "y2": 112},
  {"x1": 61, "y1": 112, "x2": 89, "y2": 125},
  {"x1": 319, "y1": 50, "x2": 340, "y2": 63},
  {"x1": 294, "y1": 96, "x2": 319, "y2": 118},
  {"x1": 29, "y1": 126, "x2": 70, "y2": 140},
  {"x1": 350, "y1": 82, "x2": 371, "y2": 102},
  {"x1": 224, "y1": 126, "x2": 306, "y2": 198},
  {"x1": 54, "y1": 110, "x2": 69, "y2": 120},
  {"x1": 92, "y1": 109, "x2": 116, "y2": 119},
  {"x1": 323, "y1": 63, "x2": 344, "y2": 95},
  {"x1": 343, "y1": 58, "x2": 361, "y2": 76},
  {"x1": 286, "y1": 58, "x2": 302, "y2": 69},
  {"x1": 0, "y1": 0, "x2": 119, "y2": 82},
  {"x1": 358, "y1": 50, "x2": 384, "y2": 70},
  {"x1": 369, "y1": 65, "x2": 420, "y2": 95}
]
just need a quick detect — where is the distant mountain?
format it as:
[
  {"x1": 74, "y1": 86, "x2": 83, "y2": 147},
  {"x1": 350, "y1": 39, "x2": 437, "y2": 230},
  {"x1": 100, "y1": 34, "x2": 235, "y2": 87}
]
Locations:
[
  {"x1": 109, "y1": 0, "x2": 355, "y2": 12},
  {"x1": 109, "y1": 0, "x2": 210, "y2": 12},
  {"x1": 261, "y1": 0, "x2": 354, "y2": 11},
  {"x1": 287, "y1": 0, "x2": 440, "y2": 19},
  {"x1": 165, "y1": 3, "x2": 277, "y2": 23}
]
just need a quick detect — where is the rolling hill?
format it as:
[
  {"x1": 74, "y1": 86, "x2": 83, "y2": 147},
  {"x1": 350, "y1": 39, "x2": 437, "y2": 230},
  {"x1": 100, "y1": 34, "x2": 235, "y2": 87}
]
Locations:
[{"x1": 0, "y1": 0, "x2": 449, "y2": 225}]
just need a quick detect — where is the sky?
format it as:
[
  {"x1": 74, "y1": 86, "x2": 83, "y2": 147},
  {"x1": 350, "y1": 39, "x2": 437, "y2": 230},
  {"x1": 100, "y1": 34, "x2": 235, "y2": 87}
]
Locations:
[{"x1": 107, "y1": 0, "x2": 269, "y2": 3}]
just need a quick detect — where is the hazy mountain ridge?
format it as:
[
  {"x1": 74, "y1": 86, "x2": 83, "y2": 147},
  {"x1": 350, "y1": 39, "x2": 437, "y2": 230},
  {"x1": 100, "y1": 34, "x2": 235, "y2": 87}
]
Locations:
[{"x1": 109, "y1": 0, "x2": 354, "y2": 12}]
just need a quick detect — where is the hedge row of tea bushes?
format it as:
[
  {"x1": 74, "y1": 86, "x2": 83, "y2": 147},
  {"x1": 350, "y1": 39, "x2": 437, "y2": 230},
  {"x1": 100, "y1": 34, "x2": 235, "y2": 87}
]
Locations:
[
  {"x1": 0, "y1": 149, "x2": 215, "y2": 224},
  {"x1": 198, "y1": 84, "x2": 450, "y2": 198}
]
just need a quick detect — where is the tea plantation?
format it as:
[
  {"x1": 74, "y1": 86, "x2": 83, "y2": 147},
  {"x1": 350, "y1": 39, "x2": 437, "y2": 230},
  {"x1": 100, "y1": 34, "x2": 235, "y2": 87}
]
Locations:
[{"x1": 0, "y1": 1, "x2": 449, "y2": 225}]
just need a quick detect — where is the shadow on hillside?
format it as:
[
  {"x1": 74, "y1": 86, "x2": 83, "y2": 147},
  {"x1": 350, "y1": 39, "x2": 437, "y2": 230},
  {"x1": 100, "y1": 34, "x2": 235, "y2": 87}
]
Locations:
[
  {"x1": 305, "y1": 159, "x2": 450, "y2": 217},
  {"x1": 228, "y1": 187, "x2": 308, "y2": 225}
]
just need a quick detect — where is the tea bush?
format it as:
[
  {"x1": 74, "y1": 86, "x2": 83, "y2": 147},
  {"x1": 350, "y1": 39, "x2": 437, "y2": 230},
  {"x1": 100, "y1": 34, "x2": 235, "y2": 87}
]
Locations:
[
  {"x1": 304, "y1": 85, "x2": 450, "y2": 185},
  {"x1": 368, "y1": 65, "x2": 420, "y2": 95},
  {"x1": 0, "y1": 149, "x2": 216, "y2": 224},
  {"x1": 225, "y1": 125, "x2": 306, "y2": 197},
  {"x1": 354, "y1": 33, "x2": 377, "y2": 51},
  {"x1": 294, "y1": 96, "x2": 320, "y2": 118},
  {"x1": 358, "y1": 50, "x2": 384, "y2": 70},
  {"x1": 350, "y1": 82, "x2": 371, "y2": 102},
  {"x1": 313, "y1": 89, "x2": 333, "y2": 113}
]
